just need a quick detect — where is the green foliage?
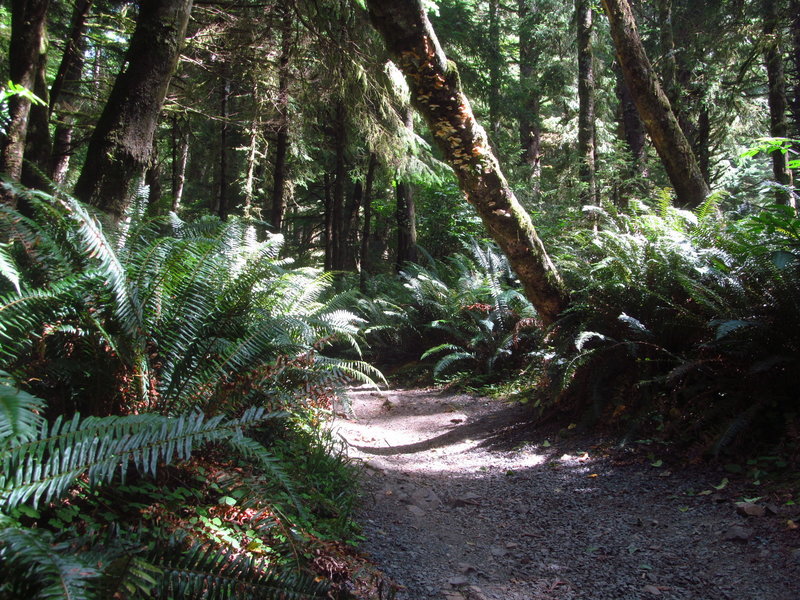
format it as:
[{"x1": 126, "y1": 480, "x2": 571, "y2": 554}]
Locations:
[
  {"x1": 537, "y1": 198, "x2": 800, "y2": 455},
  {"x1": 0, "y1": 189, "x2": 370, "y2": 598},
  {"x1": 362, "y1": 242, "x2": 540, "y2": 382}
]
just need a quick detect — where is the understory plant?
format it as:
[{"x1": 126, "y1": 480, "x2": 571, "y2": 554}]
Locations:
[
  {"x1": 360, "y1": 242, "x2": 541, "y2": 382},
  {"x1": 0, "y1": 187, "x2": 376, "y2": 598},
  {"x1": 540, "y1": 195, "x2": 800, "y2": 456}
]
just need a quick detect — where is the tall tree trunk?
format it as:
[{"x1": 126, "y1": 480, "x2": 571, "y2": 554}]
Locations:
[
  {"x1": 49, "y1": 0, "x2": 92, "y2": 185},
  {"x1": 395, "y1": 177, "x2": 417, "y2": 270},
  {"x1": 171, "y1": 116, "x2": 189, "y2": 212},
  {"x1": 792, "y1": 0, "x2": 800, "y2": 139},
  {"x1": 217, "y1": 77, "x2": 231, "y2": 220},
  {"x1": 243, "y1": 117, "x2": 259, "y2": 217},
  {"x1": 73, "y1": 0, "x2": 193, "y2": 220},
  {"x1": 487, "y1": 0, "x2": 502, "y2": 137},
  {"x1": 342, "y1": 179, "x2": 362, "y2": 270},
  {"x1": 396, "y1": 106, "x2": 418, "y2": 269},
  {"x1": 601, "y1": 0, "x2": 709, "y2": 208},
  {"x1": 270, "y1": 5, "x2": 292, "y2": 231},
  {"x1": 1, "y1": 0, "x2": 50, "y2": 203},
  {"x1": 331, "y1": 102, "x2": 347, "y2": 270},
  {"x1": 21, "y1": 38, "x2": 51, "y2": 191},
  {"x1": 366, "y1": 0, "x2": 568, "y2": 324},
  {"x1": 360, "y1": 153, "x2": 377, "y2": 292},
  {"x1": 763, "y1": 0, "x2": 794, "y2": 207},
  {"x1": 576, "y1": 0, "x2": 597, "y2": 204},
  {"x1": 323, "y1": 173, "x2": 334, "y2": 271},
  {"x1": 518, "y1": 0, "x2": 542, "y2": 192},
  {"x1": 144, "y1": 136, "x2": 162, "y2": 208}
]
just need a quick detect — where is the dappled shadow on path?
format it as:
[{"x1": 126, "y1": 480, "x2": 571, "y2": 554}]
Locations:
[{"x1": 335, "y1": 387, "x2": 800, "y2": 600}]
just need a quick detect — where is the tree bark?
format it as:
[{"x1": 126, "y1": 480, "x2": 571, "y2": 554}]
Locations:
[
  {"x1": 763, "y1": 0, "x2": 794, "y2": 207},
  {"x1": 49, "y1": 0, "x2": 93, "y2": 185},
  {"x1": 21, "y1": 36, "x2": 52, "y2": 191},
  {"x1": 576, "y1": 0, "x2": 597, "y2": 204},
  {"x1": 270, "y1": 5, "x2": 292, "y2": 231},
  {"x1": 518, "y1": 0, "x2": 542, "y2": 192},
  {"x1": 73, "y1": 0, "x2": 193, "y2": 220},
  {"x1": 366, "y1": 0, "x2": 568, "y2": 324},
  {"x1": 1, "y1": 0, "x2": 50, "y2": 202},
  {"x1": 601, "y1": 0, "x2": 709, "y2": 209}
]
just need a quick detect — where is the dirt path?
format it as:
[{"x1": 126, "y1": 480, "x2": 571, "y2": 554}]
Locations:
[{"x1": 334, "y1": 386, "x2": 799, "y2": 600}]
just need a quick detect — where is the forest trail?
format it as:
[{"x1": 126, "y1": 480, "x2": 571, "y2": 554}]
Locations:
[{"x1": 334, "y1": 387, "x2": 799, "y2": 600}]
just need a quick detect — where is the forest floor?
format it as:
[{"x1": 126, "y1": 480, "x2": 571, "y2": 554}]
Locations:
[{"x1": 333, "y1": 386, "x2": 800, "y2": 600}]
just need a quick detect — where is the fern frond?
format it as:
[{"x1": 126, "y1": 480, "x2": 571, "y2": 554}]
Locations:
[
  {"x1": 155, "y1": 542, "x2": 328, "y2": 599},
  {"x1": 432, "y1": 351, "x2": 475, "y2": 377},
  {"x1": 0, "y1": 406, "x2": 280, "y2": 510},
  {"x1": 0, "y1": 372, "x2": 45, "y2": 446},
  {"x1": 0, "y1": 527, "x2": 100, "y2": 600}
]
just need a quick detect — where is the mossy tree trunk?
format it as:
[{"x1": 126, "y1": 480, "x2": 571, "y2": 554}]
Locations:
[
  {"x1": 73, "y1": 0, "x2": 193, "y2": 220},
  {"x1": 366, "y1": 0, "x2": 568, "y2": 324},
  {"x1": 1, "y1": 0, "x2": 50, "y2": 204},
  {"x1": 601, "y1": 0, "x2": 709, "y2": 209}
]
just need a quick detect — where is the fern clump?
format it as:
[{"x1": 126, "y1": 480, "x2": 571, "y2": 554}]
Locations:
[
  {"x1": 0, "y1": 189, "x2": 375, "y2": 598},
  {"x1": 538, "y1": 198, "x2": 800, "y2": 456}
]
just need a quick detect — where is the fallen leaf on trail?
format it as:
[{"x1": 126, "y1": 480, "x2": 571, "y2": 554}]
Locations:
[
  {"x1": 735, "y1": 502, "x2": 766, "y2": 517},
  {"x1": 542, "y1": 440, "x2": 551, "y2": 447},
  {"x1": 698, "y1": 490, "x2": 712, "y2": 496},
  {"x1": 650, "y1": 459, "x2": 663, "y2": 467},
  {"x1": 787, "y1": 519, "x2": 798, "y2": 530},
  {"x1": 713, "y1": 478, "x2": 729, "y2": 490},
  {"x1": 643, "y1": 584, "x2": 662, "y2": 595},
  {"x1": 588, "y1": 473, "x2": 599, "y2": 478}
]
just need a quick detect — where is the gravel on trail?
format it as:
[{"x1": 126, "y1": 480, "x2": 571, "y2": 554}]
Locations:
[{"x1": 333, "y1": 386, "x2": 800, "y2": 600}]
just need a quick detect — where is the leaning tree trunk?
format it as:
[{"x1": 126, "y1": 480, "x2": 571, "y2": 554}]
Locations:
[
  {"x1": 366, "y1": 0, "x2": 568, "y2": 324},
  {"x1": 73, "y1": 0, "x2": 193, "y2": 220},
  {"x1": 576, "y1": 0, "x2": 597, "y2": 205},
  {"x1": 1, "y1": 0, "x2": 50, "y2": 203},
  {"x1": 763, "y1": 0, "x2": 794, "y2": 207},
  {"x1": 601, "y1": 0, "x2": 709, "y2": 209}
]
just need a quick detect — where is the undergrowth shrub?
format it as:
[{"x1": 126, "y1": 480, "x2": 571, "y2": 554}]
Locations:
[
  {"x1": 0, "y1": 187, "x2": 376, "y2": 598},
  {"x1": 539, "y1": 196, "x2": 800, "y2": 456},
  {"x1": 360, "y1": 242, "x2": 542, "y2": 382}
]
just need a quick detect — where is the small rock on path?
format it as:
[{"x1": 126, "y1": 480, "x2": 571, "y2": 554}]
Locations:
[{"x1": 334, "y1": 386, "x2": 800, "y2": 600}]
